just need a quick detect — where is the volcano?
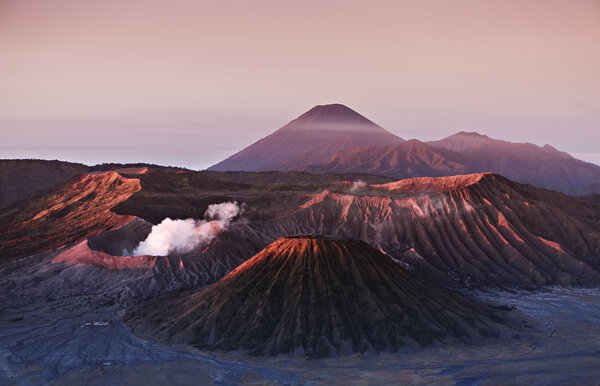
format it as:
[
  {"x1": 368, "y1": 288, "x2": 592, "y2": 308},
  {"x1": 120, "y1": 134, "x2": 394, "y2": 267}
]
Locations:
[
  {"x1": 128, "y1": 235, "x2": 501, "y2": 357},
  {"x1": 208, "y1": 104, "x2": 403, "y2": 172}
]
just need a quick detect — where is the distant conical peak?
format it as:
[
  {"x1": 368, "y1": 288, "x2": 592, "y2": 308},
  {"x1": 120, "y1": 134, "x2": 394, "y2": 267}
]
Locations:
[
  {"x1": 281, "y1": 103, "x2": 387, "y2": 133},
  {"x1": 207, "y1": 102, "x2": 403, "y2": 171},
  {"x1": 304, "y1": 103, "x2": 363, "y2": 117},
  {"x1": 297, "y1": 104, "x2": 370, "y2": 121}
]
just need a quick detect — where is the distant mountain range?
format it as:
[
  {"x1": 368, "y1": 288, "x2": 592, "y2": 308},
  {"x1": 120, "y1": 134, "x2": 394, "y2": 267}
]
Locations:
[
  {"x1": 427, "y1": 132, "x2": 600, "y2": 194},
  {"x1": 209, "y1": 104, "x2": 600, "y2": 195},
  {"x1": 2, "y1": 104, "x2": 599, "y2": 208}
]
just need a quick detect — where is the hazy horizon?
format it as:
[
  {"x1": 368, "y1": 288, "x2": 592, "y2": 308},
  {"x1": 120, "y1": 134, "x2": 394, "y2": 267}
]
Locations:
[
  {"x1": 2, "y1": 0, "x2": 599, "y2": 169},
  {"x1": 2, "y1": 116, "x2": 600, "y2": 170}
]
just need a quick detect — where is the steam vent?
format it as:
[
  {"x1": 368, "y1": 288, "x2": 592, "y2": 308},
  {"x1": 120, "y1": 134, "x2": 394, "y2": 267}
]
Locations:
[{"x1": 128, "y1": 235, "x2": 502, "y2": 357}]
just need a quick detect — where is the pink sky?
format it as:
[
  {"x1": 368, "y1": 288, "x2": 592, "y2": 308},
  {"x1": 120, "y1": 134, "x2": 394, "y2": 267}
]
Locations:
[{"x1": 1, "y1": 0, "x2": 599, "y2": 168}]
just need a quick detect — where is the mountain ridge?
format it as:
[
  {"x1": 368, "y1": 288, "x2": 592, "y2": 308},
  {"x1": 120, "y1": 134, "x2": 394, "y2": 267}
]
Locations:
[
  {"x1": 427, "y1": 131, "x2": 600, "y2": 192},
  {"x1": 208, "y1": 106, "x2": 600, "y2": 194},
  {"x1": 300, "y1": 139, "x2": 471, "y2": 178}
]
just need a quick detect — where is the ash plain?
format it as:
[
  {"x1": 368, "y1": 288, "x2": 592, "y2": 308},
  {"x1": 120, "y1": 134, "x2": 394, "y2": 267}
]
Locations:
[{"x1": 1, "y1": 250, "x2": 599, "y2": 385}]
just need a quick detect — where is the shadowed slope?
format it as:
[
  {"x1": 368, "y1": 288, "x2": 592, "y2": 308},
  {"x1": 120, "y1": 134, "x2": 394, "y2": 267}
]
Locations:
[
  {"x1": 200, "y1": 170, "x2": 394, "y2": 185},
  {"x1": 0, "y1": 159, "x2": 89, "y2": 209},
  {"x1": 128, "y1": 236, "x2": 501, "y2": 357},
  {"x1": 300, "y1": 139, "x2": 471, "y2": 178},
  {"x1": 208, "y1": 104, "x2": 403, "y2": 172}
]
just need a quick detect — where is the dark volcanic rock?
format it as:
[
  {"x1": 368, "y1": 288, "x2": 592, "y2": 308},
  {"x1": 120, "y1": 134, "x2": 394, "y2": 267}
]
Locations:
[
  {"x1": 300, "y1": 139, "x2": 471, "y2": 178},
  {"x1": 201, "y1": 170, "x2": 394, "y2": 185},
  {"x1": 128, "y1": 235, "x2": 501, "y2": 357}
]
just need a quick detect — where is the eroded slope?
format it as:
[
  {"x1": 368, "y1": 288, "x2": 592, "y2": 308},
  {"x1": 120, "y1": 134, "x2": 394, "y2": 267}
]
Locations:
[
  {"x1": 127, "y1": 236, "x2": 502, "y2": 357},
  {"x1": 274, "y1": 173, "x2": 600, "y2": 287}
]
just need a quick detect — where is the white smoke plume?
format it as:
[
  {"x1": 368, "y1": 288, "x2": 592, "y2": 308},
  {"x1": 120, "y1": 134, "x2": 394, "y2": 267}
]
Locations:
[
  {"x1": 349, "y1": 180, "x2": 367, "y2": 193},
  {"x1": 132, "y1": 202, "x2": 241, "y2": 256}
]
